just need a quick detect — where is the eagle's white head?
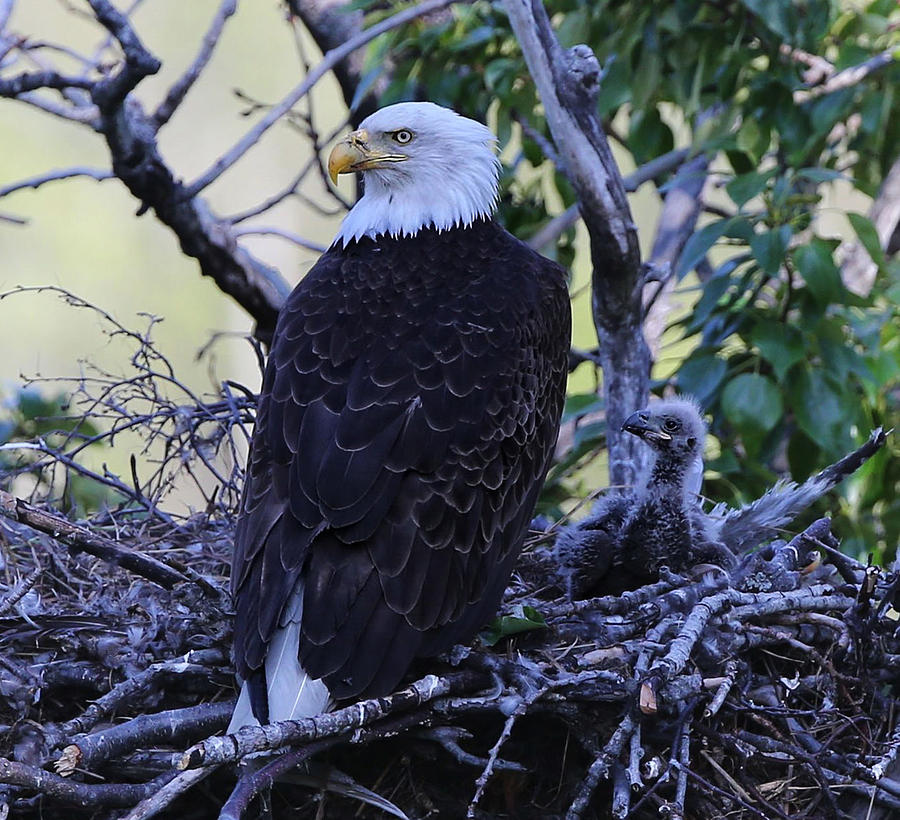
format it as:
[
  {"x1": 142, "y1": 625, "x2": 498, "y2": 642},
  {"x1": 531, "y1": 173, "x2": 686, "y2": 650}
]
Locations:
[{"x1": 329, "y1": 102, "x2": 500, "y2": 246}]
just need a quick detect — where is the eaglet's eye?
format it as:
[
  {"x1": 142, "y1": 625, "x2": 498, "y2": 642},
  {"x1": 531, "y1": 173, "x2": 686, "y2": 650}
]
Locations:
[
  {"x1": 392, "y1": 129, "x2": 413, "y2": 144},
  {"x1": 663, "y1": 418, "x2": 680, "y2": 432}
]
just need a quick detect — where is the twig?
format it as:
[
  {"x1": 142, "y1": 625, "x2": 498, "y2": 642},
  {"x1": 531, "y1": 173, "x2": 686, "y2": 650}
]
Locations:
[
  {"x1": 0, "y1": 167, "x2": 114, "y2": 199},
  {"x1": 0, "y1": 564, "x2": 42, "y2": 617},
  {"x1": 218, "y1": 737, "x2": 340, "y2": 820},
  {"x1": 794, "y1": 48, "x2": 897, "y2": 102},
  {"x1": 58, "y1": 649, "x2": 227, "y2": 741},
  {"x1": 566, "y1": 713, "x2": 636, "y2": 818},
  {"x1": 57, "y1": 701, "x2": 233, "y2": 775},
  {"x1": 528, "y1": 147, "x2": 691, "y2": 250},
  {"x1": 232, "y1": 225, "x2": 326, "y2": 252},
  {"x1": 705, "y1": 660, "x2": 739, "y2": 718},
  {"x1": 421, "y1": 727, "x2": 526, "y2": 772},
  {"x1": 466, "y1": 683, "x2": 544, "y2": 817},
  {"x1": 184, "y1": 0, "x2": 466, "y2": 197},
  {"x1": 153, "y1": 0, "x2": 236, "y2": 127}
]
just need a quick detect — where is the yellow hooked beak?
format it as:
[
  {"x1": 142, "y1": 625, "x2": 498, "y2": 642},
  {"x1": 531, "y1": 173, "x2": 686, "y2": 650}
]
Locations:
[{"x1": 327, "y1": 129, "x2": 407, "y2": 184}]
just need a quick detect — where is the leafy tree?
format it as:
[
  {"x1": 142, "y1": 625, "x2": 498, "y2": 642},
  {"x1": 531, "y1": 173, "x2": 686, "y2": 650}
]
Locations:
[{"x1": 353, "y1": 0, "x2": 900, "y2": 555}]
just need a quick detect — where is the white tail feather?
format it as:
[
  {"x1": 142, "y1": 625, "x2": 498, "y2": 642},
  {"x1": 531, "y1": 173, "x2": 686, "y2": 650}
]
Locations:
[
  {"x1": 265, "y1": 617, "x2": 331, "y2": 722},
  {"x1": 229, "y1": 581, "x2": 330, "y2": 733}
]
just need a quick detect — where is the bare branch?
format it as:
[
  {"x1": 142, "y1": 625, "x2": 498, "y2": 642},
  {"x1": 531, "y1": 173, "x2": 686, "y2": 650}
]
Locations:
[
  {"x1": 0, "y1": 759, "x2": 175, "y2": 808},
  {"x1": 794, "y1": 47, "x2": 897, "y2": 102},
  {"x1": 232, "y1": 225, "x2": 326, "y2": 252},
  {"x1": 120, "y1": 766, "x2": 219, "y2": 820},
  {"x1": 286, "y1": 0, "x2": 378, "y2": 118},
  {"x1": 0, "y1": 70, "x2": 94, "y2": 95},
  {"x1": 503, "y1": 0, "x2": 648, "y2": 487},
  {"x1": 13, "y1": 90, "x2": 99, "y2": 124},
  {"x1": 0, "y1": 489, "x2": 188, "y2": 589},
  {"x1": 184, "y1": 0, "x2": 466, "y2": 198},
  {"x1": 0, "y1": 167, "x2": 113, "y2": 199},
  {"x1": 642, "y1": 152, "x2": 711, "y2": 354},
  {"x1": 152, "y1": 0, "x2": 237, "y2": 127},
  {"x1": 842, "y1": 155, "x2": 900, "y2": 295},
  {"x1": 86, "y1": 0, "x2": 161, "y2": 112},
  {"x1": 180, "y1": 670, "x2": 487, "y2": 769},
  {"x1": 529, "y1": 146, "x2": 691, "y2": 251},
  {"x1": 0, "y1": 0, "x2": 13, "y2": 33}
]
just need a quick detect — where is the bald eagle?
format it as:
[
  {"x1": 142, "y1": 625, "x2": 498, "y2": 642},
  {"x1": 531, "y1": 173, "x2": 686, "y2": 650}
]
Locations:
[{"x1": 229, "y1": 103, "x2": 571, "y2": 729}]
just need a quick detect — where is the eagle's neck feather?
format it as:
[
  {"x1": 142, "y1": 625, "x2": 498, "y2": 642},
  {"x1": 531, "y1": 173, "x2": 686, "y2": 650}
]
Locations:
[{"x1": 334, "y1": 156, "x2": 499, "y2": 246}]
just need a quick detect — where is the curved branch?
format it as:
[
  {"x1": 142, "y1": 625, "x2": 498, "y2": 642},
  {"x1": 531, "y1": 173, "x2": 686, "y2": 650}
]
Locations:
[
  {"x1": 502, "y1": 0, "x2": 649, "y2": 487},
  {"x1": 185, "y1": 0, "x2": 465, "y2": 198}
]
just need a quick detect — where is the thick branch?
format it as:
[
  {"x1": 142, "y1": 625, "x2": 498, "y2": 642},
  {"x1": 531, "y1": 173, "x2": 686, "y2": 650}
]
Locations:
[
  {"x1": 0, "y1": 758, "x2": 175, "y2": 808},
  {"x1": 0, "y1": 70, "x2": 94, "y2": 95},
  {"x1": 0, "y1": 489, "x2": 187, "y2": 589},
  {"x1": 503, "y1": 0, "x2": 649, "y2": 487},
  {"x1": 87, "y1": 0, "x2": 161, "y2": 112},
  {"x1": 180, "y1": 670, "x2": 487, "y2": 769}
]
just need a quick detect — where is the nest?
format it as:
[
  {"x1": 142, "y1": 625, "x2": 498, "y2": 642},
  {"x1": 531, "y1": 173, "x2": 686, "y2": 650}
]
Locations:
[
  {"x1": 1, "y1": 494, "x2": 899, "y2": 820},
  {"x1": 1, "y1": 289, "x2": 898, "y2": 818}
]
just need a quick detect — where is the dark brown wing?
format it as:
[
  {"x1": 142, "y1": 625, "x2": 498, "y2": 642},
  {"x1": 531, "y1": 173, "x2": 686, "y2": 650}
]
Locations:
[{"x1": 232, "y1": 219, "x2": 570, "y2": 705}]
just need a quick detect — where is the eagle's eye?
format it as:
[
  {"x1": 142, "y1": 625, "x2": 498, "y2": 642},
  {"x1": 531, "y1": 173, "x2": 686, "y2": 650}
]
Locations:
[
  {"x1": 392, "y1": 129, "x2": 413, "y2": 145},
  {"x1": 663, "y1": 418, "x2": 679, "y2": 432}
]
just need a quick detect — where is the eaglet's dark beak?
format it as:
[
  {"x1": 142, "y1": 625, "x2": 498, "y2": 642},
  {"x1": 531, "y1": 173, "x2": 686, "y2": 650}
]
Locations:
[{"x1": 622, "y1": 410, "x2": 672, "y2": 444}]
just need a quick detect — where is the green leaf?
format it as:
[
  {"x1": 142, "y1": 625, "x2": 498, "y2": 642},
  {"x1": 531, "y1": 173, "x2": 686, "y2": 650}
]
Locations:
[
  {"x1": 726, "y1": 170, "x2": 775, "y2": 208},
  {"x1": 482, "y1": 605, "x2": 547, "y2": 646},
  {"x1": 563, "y1": 392, "x2": 604, "y2": 422},
  {"x1": 786, "y1": 368, "x2": 855, "y2": 456},
  {"x1": 793, "y1": 239, "x2": 844, "y2": 304},
  {"x1": 677, "y1": 352, "x2": 728, "y2": 404},
  {"x1": 795, "y1": 168, "x2": 844, "y2": 184},
  {"x1": 750, "y1": 225, "x2": 791, "y2": 276},
  {"x1": 596, "y1": 57, "x2": 631, "y2": 116},
  {"x1": 721, "y1": 373, "x2": 783, "y2": 433},
  {"x1": 751, "y1": 321, "x2": 806, "y2": 381},
  {"x1": 629, "y1": 108, "x2": 674, "y2": 166},
  {"x1": 847, "y1": 212, "x2": 887, "y2": 270},
  {"x1": 677, "y1": 218, "x2": 745, "y2": 280},
  {"x1": 740, "y1": 0, "x2": 793, "y2": 41}
]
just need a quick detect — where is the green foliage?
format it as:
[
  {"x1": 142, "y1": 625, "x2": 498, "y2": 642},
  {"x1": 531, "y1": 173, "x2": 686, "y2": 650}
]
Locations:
[
  {"x1": 0, "y1": 387, "x2": 112, "y2": 514},
  {"x1": 482, "y1": 604, "x2": 547, "y2": 646},
  {"x1": 361, "y1": 0, "x2": 900, "y2": 555}
]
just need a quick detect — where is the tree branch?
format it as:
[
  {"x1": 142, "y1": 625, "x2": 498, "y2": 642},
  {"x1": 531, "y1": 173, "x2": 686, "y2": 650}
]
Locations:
[
  {"x1": 153, "y1": 0, "x2": 237, "y2": 128},
  {"x1": 529, "y1": 146, "x2": 691, "y2": 251},
  {"x1": 179, "y1": 670, "x2": 487, "y2": 769},
  {"x1": 285, "y1": 0, "x2": 379, "y2": 120},
  {"x1": 0, "y1": 759, "x2": 175, "y2": 808},
  {"x1": 0, "y1": 167, "x2": 113, "y2": 198},
  {"x1": 185, "y1": 0, "x2": 466, "y2": 198},
  {"x1": 0, "y1": 489, "x2": 187, "y2": 589},
  {"x1": 503, "y1": 0, "x2": 648, "y2": 487},
  {"x1": 794, "y1": 47, "x2": 897, "y2": 102}
]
